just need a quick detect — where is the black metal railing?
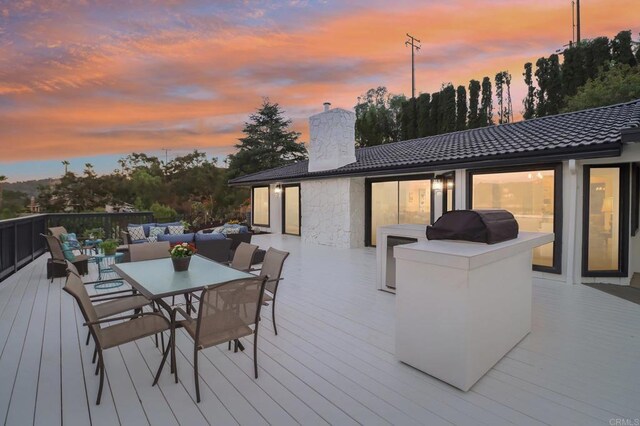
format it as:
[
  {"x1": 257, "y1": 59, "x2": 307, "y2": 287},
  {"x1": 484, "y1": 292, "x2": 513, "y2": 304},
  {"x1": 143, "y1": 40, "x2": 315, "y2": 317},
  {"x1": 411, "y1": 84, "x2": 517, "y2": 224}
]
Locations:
[{"x1": 0, "y1": 212, "x2": 154, "y2": 283}]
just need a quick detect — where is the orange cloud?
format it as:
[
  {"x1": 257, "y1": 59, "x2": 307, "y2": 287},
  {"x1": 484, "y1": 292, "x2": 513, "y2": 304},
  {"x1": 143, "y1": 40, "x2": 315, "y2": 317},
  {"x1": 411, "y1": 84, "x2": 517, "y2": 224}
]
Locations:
[{"x1": 1, "y1": 0, "x2": 639, "y2": 164}]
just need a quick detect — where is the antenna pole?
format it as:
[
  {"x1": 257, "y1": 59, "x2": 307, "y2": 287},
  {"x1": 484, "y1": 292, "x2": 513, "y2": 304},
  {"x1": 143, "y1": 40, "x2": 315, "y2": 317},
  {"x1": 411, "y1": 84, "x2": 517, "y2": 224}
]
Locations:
[
  {"x1": 575, "y1": 0, "x2": 581, "y2": 43},
  {"x1": 405, "y1": 33, "x2": 421, "y2": 99},
  {"x1": 571, "y1": 1, "x2": 575, "y2": 44}
]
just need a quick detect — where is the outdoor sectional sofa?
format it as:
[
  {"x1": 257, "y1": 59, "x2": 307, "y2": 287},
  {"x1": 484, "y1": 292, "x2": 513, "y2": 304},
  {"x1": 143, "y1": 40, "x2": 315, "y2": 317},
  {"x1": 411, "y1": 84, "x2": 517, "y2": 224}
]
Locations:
[{"x1": 121, "y1": 222, "x2": 265, "y2": 264}]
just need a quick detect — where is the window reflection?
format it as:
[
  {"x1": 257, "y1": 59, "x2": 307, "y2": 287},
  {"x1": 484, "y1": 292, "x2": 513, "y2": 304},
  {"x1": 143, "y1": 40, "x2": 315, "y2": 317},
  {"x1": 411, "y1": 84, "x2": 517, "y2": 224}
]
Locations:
[
  {"x1": 587, "y1": 168, "x2": 620, "y2": 271},
  {"x1": 472, "y1": 170, "x2": 555, "y2": 268},
  {"x1": 284, "y1": 186, "x2": 300, "y2": 235},
  {"x1": 371, "y1": 179, "x2": 431, "y2": 245},
  {"x1": 252, "y1": 187, "x2": 270, "y2": 226}
]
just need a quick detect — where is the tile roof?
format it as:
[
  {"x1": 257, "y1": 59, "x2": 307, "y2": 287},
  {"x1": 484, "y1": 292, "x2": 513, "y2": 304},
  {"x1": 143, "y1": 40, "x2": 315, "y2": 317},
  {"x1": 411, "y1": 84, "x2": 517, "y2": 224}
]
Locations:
[{"x1": 229, "y1": 99, "x2": 640, "y2": 185}]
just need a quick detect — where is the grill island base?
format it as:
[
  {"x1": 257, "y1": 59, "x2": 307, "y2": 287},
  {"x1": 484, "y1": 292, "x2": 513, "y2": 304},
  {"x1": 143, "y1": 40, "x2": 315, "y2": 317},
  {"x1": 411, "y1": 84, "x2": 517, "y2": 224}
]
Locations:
[{"x1": 394, "y1": 232, "x2": 554, "y2": 391}]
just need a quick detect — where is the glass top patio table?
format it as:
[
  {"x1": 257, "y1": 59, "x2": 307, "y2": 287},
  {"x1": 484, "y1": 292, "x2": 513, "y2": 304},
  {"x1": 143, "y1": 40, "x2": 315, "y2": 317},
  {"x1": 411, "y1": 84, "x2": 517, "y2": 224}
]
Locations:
[{"x1": 111, "y1": 255, "x2": 254, "y2": 300}]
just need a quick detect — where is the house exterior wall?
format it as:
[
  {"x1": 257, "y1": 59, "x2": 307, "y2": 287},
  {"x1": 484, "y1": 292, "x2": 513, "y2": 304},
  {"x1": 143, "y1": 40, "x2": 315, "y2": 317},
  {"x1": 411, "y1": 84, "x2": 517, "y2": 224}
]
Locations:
[{"x1": 300, "y1": 177, "x2": 364, "y2": 248}]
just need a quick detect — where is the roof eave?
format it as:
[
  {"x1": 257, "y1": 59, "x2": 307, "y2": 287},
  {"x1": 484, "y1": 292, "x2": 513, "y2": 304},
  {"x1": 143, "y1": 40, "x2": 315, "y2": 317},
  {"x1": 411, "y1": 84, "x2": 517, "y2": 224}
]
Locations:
[{"x1": 621, "y1": 127, "x2": 640, "y2": 143}]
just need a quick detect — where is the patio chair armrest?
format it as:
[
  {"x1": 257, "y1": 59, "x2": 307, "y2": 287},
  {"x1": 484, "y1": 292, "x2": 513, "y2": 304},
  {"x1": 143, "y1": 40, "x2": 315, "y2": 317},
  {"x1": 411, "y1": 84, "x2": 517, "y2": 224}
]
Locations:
[
  {"x1": 84, "y1": 311, "x2": 169, "y2": 326},
  {"x1": 83, "y1": 278, "x2": 127, "y2": 286},
  {"x1": 172, "y1": 306, "x2": 192, "y2": 322},
  {"x1": 88, "y1": 288, "x2": 135, "y2": 297},
  {"x1": 91, "y1": 293, "x2": 149, "y2": 303}
]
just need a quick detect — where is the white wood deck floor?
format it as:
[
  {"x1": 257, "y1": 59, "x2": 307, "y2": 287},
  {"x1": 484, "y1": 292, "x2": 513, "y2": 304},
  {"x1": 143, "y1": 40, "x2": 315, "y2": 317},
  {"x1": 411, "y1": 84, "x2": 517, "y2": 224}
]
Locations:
[{"x1": 0, "y1": 234, "x2": 639, "y2": 425}]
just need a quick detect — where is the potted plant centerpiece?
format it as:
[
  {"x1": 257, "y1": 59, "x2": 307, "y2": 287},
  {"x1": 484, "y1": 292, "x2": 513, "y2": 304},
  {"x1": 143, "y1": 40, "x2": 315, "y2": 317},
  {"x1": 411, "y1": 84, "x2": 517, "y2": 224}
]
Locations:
[
  {"x1": 169, "y1": 242, "x2": 197, "y2": 272},
  {"x1": 99, "y1": 239, "x2": 119, "y2": 256}
]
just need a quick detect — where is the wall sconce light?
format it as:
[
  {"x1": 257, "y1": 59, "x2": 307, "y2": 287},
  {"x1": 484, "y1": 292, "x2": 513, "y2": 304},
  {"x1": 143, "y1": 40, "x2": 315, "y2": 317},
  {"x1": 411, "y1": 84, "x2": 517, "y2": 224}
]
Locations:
[
  {"x1": 446, "y1": 179, "x2": 454, "y2": 190},
  {"x1": 433, "y1": 178, "x2": 443, "y2": 192},
  {"x1": 274, "y1": 184, "x2": 283, "y2": 195}
]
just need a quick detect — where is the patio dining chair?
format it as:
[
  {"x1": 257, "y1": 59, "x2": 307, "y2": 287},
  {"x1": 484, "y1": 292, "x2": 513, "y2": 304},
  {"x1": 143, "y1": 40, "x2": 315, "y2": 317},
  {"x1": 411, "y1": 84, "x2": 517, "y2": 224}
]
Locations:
[
  {"x1": 43, "y1": 234, "x2": 90, "y2": 280},
  {"x1": 63, "y1": 271, "x2": 172, "y2": 405},
  {"x1": 129, "y1": 241, "x2": 171, "y2": 262},
  {"x1": 228, "y1": 242, "x2": 259, "y2": 272},
  {"x1": 254, "y1": 248, "x2": 290, "y2": 335},
  {"x1": 170, "y1": 276, "x2": 268, "y2": 403},
  {"x1": 66, "y1": 262, "x2": 155, "y2": 348}
]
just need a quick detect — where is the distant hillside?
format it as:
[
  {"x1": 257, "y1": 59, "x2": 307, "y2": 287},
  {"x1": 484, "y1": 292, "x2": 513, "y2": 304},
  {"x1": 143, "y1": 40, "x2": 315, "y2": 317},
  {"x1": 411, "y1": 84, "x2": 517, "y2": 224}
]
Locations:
[{"x1": 5, "y1": 178, "x2": 58, "y2": 197}]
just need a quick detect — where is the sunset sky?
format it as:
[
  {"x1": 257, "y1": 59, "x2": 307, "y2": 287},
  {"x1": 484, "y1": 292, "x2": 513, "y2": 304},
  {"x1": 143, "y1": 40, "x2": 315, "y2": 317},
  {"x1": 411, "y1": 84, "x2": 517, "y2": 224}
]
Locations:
[{"x1": 1, "y1": 0, "x2": 639, "y2": 181}]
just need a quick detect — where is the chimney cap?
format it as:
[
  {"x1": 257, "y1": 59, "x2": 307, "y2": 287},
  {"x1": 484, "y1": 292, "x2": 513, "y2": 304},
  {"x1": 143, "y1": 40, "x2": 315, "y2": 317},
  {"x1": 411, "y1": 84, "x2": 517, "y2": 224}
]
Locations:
[{"x1": 323, "y1": 102, "x2": 331, "y2": 112}]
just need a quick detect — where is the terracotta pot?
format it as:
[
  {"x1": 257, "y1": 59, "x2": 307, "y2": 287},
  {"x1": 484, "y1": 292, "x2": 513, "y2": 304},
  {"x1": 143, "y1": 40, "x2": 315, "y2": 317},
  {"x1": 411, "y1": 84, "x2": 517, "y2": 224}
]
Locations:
[{"x1": 172, "y1": 256, "x2": 191, "y2": 272}]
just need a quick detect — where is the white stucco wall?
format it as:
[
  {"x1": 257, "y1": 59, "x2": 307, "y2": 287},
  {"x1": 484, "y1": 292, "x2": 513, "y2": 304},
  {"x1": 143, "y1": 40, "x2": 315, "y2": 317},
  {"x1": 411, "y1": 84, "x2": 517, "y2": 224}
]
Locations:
[
  {"x1": 301, "y1": 178, "x2": 364, "y2": 248},
  {"x1": 308, "y1": 108, "x2": 357, "y2": 173}
]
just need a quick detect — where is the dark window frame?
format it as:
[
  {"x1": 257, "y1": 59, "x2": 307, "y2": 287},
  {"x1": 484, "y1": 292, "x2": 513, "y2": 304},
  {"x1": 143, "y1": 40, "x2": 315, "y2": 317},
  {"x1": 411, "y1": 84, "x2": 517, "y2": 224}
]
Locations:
[
  {"x1": 281, "y1": 184, "x2": 301, "y2": 236},
  {"x1": 582, "y1": 164, "x2": 630, "y2": 278},
  {"x1": 467, "y1": 163, "x2": 563, "y2": 274},
  {"x1": 631, "y1": 163, "x2": 639, "y2": 237},
  {"x1": 365, "y1": 173, "x2": 435, "y2": 247},
  {"x1": 251, "y1": 185, "x2": 270, "y2": 227}
]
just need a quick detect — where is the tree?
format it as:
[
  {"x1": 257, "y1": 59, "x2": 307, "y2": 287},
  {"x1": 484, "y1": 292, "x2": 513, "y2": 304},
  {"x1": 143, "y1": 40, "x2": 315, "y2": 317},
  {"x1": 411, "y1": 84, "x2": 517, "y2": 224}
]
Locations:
[
  {"x1": 406, "y1": 97, "x2": 419, "y2": 140},
  {"x1": 355, "y1": 87, "x2": 406, "y2": 146},
  {"x1": 563, "y1": 65, "x2": 640, "y2": 112},
  {"x1": 479, "y1": 76, "x2": 493, "y2": 126},
  {"x1": 0, "y1": 175, "x2": 6, "y2": 210},
  {"x1": 561, "y1": 45, "x2": 587, "y2": 98},
  {"x1": 467, "y1": 79, "x2": 481, "y2": 128},
  {"x1": 546, "y1": 54, "x2": 563, "y2": 115},
  {"x1": 584, "y1": 36, "x2": 611, "y2": 80},
  {"x1": 429, "y1": 92, "x2": 440, "y2": 135},
  {"x1": 455, "y1": 85, "x2": 467, "y2": 131},
  {"x1": 495, "y1": 72, "x2": 505, "y2": 123},
  {"x1": 61, "y1": 160, "x2": 70, "y2": 175},
  {"x1": 522, "y1": 62, "x2": 536, "y2": 119},
  {"x1": 227, "y1": 99, "x2": 307, "y2": 179},
  {"x1": 416, "y1": 93, "x2": 431, "y2": 137},
  {"x1": 495, "y1": 71, "x2": 513, "y2": 124},
  {"x1": 439, "y1": 84, "x2": 457, "y2": 133},
  {"x1": 611, "y1": 30, "x2": 637, "y2": 67}
]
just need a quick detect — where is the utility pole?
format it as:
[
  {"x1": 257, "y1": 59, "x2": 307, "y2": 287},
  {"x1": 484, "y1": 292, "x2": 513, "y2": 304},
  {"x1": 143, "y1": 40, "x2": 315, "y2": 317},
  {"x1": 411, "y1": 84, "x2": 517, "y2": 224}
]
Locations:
[
  {"x1": 576, "y1": 0, "x2": 581, "y2": 43},
  {"x1": 405, "y1": 33, "x2": 421, "y2": 99},
  {"x1": 161, "y1": 148, "x2": 171, "y2": 164},
  {"x1": 571, "y1": 1, "x2": 575, "y2": 44}
]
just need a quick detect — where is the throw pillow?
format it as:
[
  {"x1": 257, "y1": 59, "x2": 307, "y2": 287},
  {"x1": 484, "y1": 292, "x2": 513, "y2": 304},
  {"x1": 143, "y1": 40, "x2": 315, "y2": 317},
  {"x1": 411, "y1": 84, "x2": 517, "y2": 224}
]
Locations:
[
  {"x1": 167, "y1": 225, "x2": 184, "y2": 235},
  {"x1": 62, "y1": 233, "x2": 81, "y2": 249},
  {"x1": 222, "y1": 227, "x2": 240, "y2": 234},
  {"x1": 128, "y1": 225, "x2": 146, "y2": 242},
  {"x1": 61, "y1": 242, "x2": 76, "y2": 261},
  {"x1": 147, "y1": 226, "x2": 166, "y2": 242}
]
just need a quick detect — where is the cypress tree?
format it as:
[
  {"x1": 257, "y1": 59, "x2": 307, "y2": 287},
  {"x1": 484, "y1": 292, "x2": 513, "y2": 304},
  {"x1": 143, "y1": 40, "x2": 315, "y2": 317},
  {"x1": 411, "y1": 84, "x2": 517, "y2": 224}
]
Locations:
[
  {"x1": 406, "y1": 97, "x2": 419, "y2": 140},
  {"x1": 522, "y1": 62, "x2": 536, "y2": 119},
  {"x1": 546, "y1": 54, "x2": 563, "y2": 115},
  {"x1": 561, "y1": 45, "x2": 587, "y2": 98},
  {"x1": 467, "y1": 79, "x2": 481, "y2": 128},
  {"x1": 611, "y1": 30, "x2": 637, "y2": 67},
  {"x1": 440, "y1": 84, "x2": 457, "y2": 133},
  {"x1": 535, "y1": 57, "x2": 549, "y2": 117},
  {"x1": 479, "y1": 76, "x2": 493, "y2": 126},
  {"x1": 495, "y1": 72, "x2": 504, "y2": 124},
  {"x1": 416, "y1": 93, "x2": 431, "y2": 137},
  {"x1": 429, "y1": 92, "x2": 440, "y2": 135},
  {"x1": 584, "y1": 36, "x2": 611, "y2": 80},
  {"x1": 455, "y1": 85, "x2": 467, "y2": 131}
]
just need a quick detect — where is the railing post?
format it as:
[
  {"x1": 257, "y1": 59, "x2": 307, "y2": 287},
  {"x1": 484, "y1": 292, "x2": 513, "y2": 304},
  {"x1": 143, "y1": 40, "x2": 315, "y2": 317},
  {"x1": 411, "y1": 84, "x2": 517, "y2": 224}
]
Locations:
[
  {"x1": 31, "y1": 218, "x2": 35, "y2": 261},
  {"x1": 13, "y1": 222, "x2": 18, "y2": 275}
]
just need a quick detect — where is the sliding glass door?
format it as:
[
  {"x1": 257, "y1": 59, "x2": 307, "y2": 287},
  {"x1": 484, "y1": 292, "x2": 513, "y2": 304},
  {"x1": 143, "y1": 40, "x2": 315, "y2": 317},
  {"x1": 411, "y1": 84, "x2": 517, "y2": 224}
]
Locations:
[
  {"x1": 468, "y1": 165, "x2": 561, "y2": 273},
  {"x1": 582, "y1": 165, "x2": 629, "y2": 277},
  {"x1": 368, "y1": 176, "x2": 432, "y2": 246}
]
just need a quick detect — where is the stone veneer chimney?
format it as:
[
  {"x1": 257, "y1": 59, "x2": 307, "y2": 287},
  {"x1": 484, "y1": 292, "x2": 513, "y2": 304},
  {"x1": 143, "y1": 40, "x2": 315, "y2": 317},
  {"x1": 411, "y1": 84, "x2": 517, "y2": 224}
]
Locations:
[{"x1": 308, "y1": 103, "x2": 357, "y2": 173}]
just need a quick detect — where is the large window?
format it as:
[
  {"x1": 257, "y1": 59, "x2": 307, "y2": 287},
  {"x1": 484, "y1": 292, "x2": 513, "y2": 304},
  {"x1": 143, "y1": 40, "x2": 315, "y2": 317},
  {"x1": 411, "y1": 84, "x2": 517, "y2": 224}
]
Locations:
[
  {"x1": 367, "y1": 176, "x2": 432, "y2": 246},
  {"x1": 582, "y1": 165, "x2": 629, "y2": 277},
  {"x1": 283, "y1": 185, "x2": 300, "y2": 235},
  {"x1": 469, "y1": 165, "x2": 561, "y2": 273},
  {"x1": 252, "y1": 186, "x2": 270, "y2": 227}
]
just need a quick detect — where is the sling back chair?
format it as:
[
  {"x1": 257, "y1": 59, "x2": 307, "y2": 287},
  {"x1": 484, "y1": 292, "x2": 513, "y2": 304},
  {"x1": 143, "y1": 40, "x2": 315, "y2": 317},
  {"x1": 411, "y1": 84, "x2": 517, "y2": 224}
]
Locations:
[
  {"x1": 43, "y1": 234, "x2": 89, "y2": 279},
  {"x1": 63, "y1": 270, "x2": 172, "y2": 405},
  {"x1": 169, "y1": 276, "x2": 268, "y2": 402},
  {"x1": 254, "y1": 248, "x2": 289, "y2": 335},
  {"x1": 66, "y1": 262, "x2": 154, "y2": 348},
  {"x1": 228, "y1": 242, "x2": 259, "y2": 272}
]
